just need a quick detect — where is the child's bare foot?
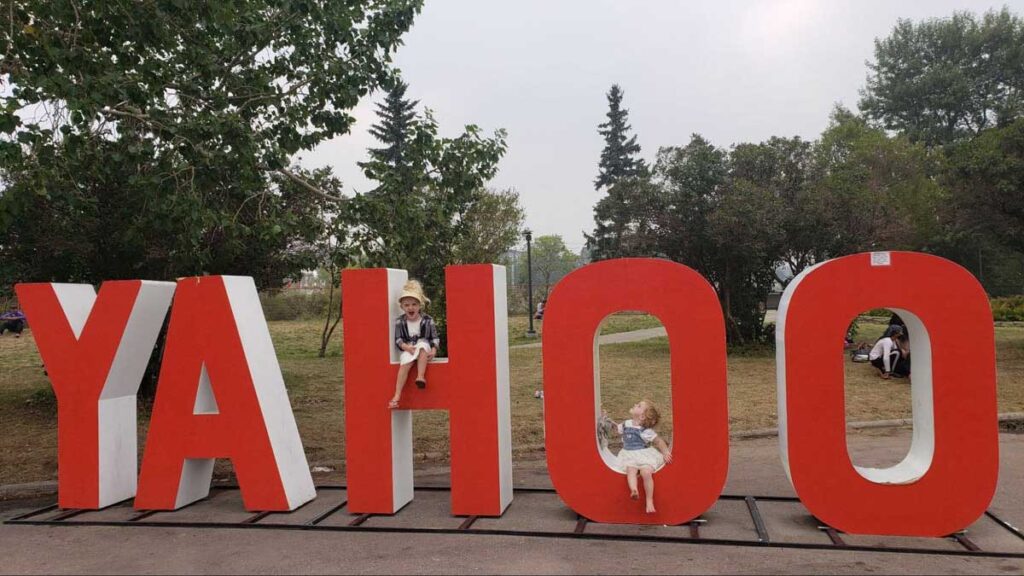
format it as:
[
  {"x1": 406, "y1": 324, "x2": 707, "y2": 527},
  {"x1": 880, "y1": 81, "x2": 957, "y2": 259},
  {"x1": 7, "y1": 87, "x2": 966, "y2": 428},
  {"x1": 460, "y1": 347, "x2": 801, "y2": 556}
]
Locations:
[
  {"x1": 646, "y1": 500, "x2": 656, "y2": 514},
  {"x1": 629, "y1": 489, "x2": 639, "y2": 500}
]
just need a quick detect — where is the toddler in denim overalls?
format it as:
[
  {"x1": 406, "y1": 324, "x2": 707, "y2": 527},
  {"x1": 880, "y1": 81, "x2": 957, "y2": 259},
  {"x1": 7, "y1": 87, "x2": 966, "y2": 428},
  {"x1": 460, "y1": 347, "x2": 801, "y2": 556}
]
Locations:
[{"x1": 611, "y1": 400, "x2": 673, "y2": 514}]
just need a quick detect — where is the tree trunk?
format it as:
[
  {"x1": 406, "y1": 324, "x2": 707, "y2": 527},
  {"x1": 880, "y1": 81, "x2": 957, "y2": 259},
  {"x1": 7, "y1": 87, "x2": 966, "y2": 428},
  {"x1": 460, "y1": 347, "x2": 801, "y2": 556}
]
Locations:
[
  {"x1": 319, "y1": 275, "x2": 340, "y2": 358},
  {"x1": 721, "y1": 277, "x2": 745, "y2": 347}
]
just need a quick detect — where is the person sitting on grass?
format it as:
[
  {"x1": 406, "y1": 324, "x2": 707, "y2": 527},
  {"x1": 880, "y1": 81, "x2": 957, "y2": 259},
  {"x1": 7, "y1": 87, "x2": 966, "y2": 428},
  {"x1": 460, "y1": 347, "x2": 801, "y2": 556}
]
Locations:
[
  {"x1": 606, "y1": 400, "x2": 673, "y2": 514},
  {"x1": 389, "y1": 280, "x2": 439, "y2": 409},
  {"x1": 868, "y1": 325, "x2": 910, "y2": 379}
]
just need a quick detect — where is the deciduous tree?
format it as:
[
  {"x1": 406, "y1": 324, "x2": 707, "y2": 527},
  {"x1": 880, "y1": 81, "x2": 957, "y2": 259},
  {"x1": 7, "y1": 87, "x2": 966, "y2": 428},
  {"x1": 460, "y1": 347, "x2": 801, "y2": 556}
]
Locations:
[
  {"x1": 0, "y1": 0, "x2": 423, "y2": 294},
  {"x1": 860, "y1": 8, "x2": 1024, "y2": 147},
  {"x1": 945, "y1": 118, "x2": 1024, "y2": 256},
  {"x1": 517, "y1": 235, "x2": 578, "y2": 299}
]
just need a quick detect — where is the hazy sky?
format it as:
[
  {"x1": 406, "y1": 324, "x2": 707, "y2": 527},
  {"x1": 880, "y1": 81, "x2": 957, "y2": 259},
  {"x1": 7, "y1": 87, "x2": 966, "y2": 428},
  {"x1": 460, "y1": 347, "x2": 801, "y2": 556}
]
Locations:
[{"x1": 299, "y1": 0, "x2": 1024, "y2": 253}]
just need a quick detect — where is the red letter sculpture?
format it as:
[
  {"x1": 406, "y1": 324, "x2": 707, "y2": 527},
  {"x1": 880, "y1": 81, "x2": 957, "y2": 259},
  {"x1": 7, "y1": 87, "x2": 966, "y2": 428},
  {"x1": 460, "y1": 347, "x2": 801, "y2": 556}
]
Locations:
[
  {"x1": 342, "y1": 265, "x2": 512, "y2": 516},
  {"x1": 15, "y1": 280, "x2": 175, "y2": 509},
  {"x1": 135, "y1": 276, "x2": 315, "y2": 511},
  {"x1": 543, "y1": 258, "x2": 729, "y2": 525},
  {"x1": 777, "y1": 252, "x2": 998, "y2": 536}
]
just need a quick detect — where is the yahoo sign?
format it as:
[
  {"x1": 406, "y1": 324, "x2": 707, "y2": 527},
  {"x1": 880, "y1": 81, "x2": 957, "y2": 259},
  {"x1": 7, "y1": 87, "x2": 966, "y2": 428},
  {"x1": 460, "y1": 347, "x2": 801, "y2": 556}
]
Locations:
[{"x1": 13, "y1": 252, "x2": 998, "y2": 537}]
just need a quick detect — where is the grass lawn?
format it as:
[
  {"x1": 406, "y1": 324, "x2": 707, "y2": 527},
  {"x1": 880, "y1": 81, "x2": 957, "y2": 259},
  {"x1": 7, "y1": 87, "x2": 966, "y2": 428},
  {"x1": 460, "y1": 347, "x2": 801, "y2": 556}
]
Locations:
[{"x1": 1, "y1": 314, "x2": 1022, "y2": 485}]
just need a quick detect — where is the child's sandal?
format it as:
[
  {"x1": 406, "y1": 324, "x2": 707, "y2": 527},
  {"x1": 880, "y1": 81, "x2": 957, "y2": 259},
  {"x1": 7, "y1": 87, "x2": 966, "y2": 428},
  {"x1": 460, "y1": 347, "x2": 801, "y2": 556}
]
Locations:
[{"x1": 415, "y1": 378, "x2": 427, "y2": 389}]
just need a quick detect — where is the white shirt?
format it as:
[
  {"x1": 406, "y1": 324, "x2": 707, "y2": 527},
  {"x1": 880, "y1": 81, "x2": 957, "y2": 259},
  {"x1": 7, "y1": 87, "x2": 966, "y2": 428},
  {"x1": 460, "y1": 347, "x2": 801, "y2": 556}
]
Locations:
[
  {"x1": 407, "y1": 318, "x2": 421, "y2": 339},
  {"x1": 869, "y1": 337, "x2": 898, "y2": 373}
]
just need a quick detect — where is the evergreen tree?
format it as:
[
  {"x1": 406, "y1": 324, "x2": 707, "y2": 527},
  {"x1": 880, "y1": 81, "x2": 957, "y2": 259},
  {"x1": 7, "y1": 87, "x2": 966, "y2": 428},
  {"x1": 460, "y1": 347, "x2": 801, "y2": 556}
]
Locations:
[
  {"x1": 585, "y1": 177, "x2": 662, "y2": 261},
  {"x1": 362, "y1": 79, "x2": 420, "y2": 175},
  {"x1": 595, "y1": 85, "x2": 646, "y2": 190}
]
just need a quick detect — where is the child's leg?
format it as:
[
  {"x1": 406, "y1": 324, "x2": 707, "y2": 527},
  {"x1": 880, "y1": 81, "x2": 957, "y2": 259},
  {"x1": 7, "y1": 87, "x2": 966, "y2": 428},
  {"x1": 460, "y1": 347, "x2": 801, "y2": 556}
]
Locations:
[
  {"x1": 391, "y1": 362, "x2": 413, "y2": 406},
  {"x1": 626, "y1": 467, "x2": 639, "y2": 499},
  {"x1": 640, "y1": 466, "x2": 655, "y2": 513},
  {"x1": 415, "y1": 350, "x2": 429, "y2": 384}
]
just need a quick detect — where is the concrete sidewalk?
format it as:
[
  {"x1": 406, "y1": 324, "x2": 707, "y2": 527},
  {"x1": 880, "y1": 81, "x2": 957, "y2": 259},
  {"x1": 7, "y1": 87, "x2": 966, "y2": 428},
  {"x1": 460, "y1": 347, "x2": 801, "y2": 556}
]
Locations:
[
  {"x1": 2, "y1": 430, "x2": 1022, "y2": 574},
  {"x1": 512, "y1": 327, "x2": 667, "y2": 350}
]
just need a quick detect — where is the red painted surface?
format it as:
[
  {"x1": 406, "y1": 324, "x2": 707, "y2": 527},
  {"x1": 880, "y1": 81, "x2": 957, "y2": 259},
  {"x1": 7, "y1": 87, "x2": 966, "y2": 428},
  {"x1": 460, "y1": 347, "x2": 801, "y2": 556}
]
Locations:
[
  {"x1": 543, "y1": 258, "x2": 729, "y2": 525},
  {"x1": 135, "y1": 277, "x2": 292, "y2": 511},
  {"x1": 780, "y1": 252, "x2": 998, "y2": 536},
  {"x1": 342, "y1": 265, "x2": 508, "y2": 516},
  {"x1": 15, "y1": 281, "x2": 143, "y2": 509}
]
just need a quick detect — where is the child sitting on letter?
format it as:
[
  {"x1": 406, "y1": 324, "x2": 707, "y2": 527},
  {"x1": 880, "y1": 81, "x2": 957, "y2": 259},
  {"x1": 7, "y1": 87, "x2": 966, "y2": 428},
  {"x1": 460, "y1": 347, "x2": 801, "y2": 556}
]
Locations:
[
  {"x1": 610, "y1": 400, "x2": 673, "y2": 513},
  {"x1": 389, "y1": 280, "x2": 439, "y2": 409}
]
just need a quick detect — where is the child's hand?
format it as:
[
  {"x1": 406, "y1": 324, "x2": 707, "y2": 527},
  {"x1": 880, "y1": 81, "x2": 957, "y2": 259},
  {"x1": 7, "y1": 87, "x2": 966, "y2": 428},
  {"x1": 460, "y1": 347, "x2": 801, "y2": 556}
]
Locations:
[
  {"x1": 428, "y1": 348, "x2": 436, "y2": 360},
  {"x1": 663, "y1": 451, "x2": 673, "y2": 464},
  {"x1": 401, "y1": 343, "x2": 414, "y2": 353}
]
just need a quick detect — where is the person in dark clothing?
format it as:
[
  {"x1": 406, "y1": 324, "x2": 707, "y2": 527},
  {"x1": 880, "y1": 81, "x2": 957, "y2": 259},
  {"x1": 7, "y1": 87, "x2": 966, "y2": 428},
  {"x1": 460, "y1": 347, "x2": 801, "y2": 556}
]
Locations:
[
  {"x1": 883, "y1": 313, "x2": 911, "y2": 377},
  {"x1": 0, "y1": 309, "x2": 26, "y2": 337},
  {"x1": 888, "y1": 312, "x2": 905, "y2": 326}
]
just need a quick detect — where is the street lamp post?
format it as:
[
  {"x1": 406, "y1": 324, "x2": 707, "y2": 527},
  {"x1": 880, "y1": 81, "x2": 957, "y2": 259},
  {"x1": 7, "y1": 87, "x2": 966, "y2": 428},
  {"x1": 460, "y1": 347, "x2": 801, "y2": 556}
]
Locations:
[{"x1": 525, "y1": 229, "x2": 537, "y2": 338}]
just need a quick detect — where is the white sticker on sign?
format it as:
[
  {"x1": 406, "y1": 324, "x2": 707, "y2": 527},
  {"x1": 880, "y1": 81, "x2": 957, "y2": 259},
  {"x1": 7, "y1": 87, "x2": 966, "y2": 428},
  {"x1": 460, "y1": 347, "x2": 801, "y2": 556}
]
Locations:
[{"x1": 871, "y1": 252, "x2": 892, "y2": 266}]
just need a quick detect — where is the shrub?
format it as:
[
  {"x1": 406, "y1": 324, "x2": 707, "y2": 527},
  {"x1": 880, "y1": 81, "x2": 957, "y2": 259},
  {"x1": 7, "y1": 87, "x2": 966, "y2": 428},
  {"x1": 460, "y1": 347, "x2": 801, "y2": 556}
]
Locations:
[
  {"x1": 992, "y1": 296, "x2": 1024, "y2": 322},
  {"x1": 260, "y1": 289, "x2": 340, "y2": 321}
]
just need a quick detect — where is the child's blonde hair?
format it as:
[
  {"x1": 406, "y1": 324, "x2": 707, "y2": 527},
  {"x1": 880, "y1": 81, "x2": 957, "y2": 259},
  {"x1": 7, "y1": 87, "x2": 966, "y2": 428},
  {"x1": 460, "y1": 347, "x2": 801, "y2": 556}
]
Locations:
[{"x1": 639, "y1": 400, "x2": 660, "y2": 429}]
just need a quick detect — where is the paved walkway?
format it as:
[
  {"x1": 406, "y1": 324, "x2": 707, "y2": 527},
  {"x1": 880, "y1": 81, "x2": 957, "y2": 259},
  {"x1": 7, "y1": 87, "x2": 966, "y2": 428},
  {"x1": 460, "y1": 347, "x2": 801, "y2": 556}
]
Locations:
[
  {"x1": 512, "y1": 327, "x2": 667, "y2": 350},
  {"x1": 3, "y1": 430, "x2": 1022, "y2": 574}
]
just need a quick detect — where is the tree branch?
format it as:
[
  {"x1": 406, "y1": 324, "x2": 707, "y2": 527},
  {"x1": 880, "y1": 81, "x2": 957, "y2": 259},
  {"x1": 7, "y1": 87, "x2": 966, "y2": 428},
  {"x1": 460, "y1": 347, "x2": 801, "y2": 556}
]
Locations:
[
  {"x1": 101, "y1": 106, "x2": 213, "y2": 158},
  {"x1": 278, "y1": 167, "x2": 345, "y2": 203}
]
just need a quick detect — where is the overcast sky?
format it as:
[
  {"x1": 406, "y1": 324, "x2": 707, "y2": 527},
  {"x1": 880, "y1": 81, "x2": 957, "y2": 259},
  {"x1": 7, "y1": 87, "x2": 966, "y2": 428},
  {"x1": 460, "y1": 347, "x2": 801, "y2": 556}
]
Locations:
[{"x1": 298, "y1": 0, "x2": 1024, "y2": 253}]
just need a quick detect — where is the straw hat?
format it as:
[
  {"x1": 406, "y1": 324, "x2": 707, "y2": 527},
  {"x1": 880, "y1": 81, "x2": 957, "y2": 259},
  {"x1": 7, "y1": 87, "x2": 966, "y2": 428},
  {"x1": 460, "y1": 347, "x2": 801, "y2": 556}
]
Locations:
[{"x1": 397, "y1": 279, "x2": 430, "y2": 307}]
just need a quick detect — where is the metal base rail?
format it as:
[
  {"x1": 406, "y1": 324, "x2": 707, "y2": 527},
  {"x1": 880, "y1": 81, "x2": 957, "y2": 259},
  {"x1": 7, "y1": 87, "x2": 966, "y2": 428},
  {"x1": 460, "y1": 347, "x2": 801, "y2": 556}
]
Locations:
[{"x1": 7, "y1": 486, "x2": 1024, "y2": 559}]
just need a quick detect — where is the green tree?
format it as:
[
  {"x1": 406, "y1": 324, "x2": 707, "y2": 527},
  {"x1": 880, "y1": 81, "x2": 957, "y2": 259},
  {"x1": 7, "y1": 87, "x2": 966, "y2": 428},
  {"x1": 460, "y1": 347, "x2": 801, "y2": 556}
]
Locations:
[
  {"x1": 0, "y1": 0, "x2": 423, "y2": 294},
  {"x1": 353, "y1": 93, "x2": 507, "y2": 344},
  {"x1": 813, "y1": 107, "x2": 945, "y2": 255},
  {"x1": 860, "y1": 8, "x2": 1024, "y2": 147},
  {"x1": 655, "y1": 134, "x2": 783, "y2": 345},
  {"x1": 453, "y1": 188, "x2": 525, "y2": 265},
  {"x1": 517, "y1": 235, "x2": 578, "y2": 299},
  {"x1": 364, "y1": 79, "x2": 420, "y2": 171},
  {"x1": 297, "y1": 169, "x2": 351, "y2": 359},
  {"x1": 586, "y1": 176, "x2": 663, "y2": 261},
  {"x1": 595, "y1": 85, "x2": 646, "y2": 190},
  {"x1": 943, "y1": 118, "x2": 1024, "y2": 269},
  {"x1": 707, "y1": 178, "x2": 783, "y2": 345},
  {"x1": 654, "y1": 135, "x2": 728, "y2": 276},
  {"x1": 937, "y1": 115, "x2": 1024, "y2": 291},
  {"x1": 730, "y1": 137, "x2": 827, "y2": 284}
]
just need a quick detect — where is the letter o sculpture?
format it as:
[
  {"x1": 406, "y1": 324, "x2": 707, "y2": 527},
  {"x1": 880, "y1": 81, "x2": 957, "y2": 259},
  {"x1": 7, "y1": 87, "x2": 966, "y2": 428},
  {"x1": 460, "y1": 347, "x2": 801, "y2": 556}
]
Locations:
[
  {"x1": 777, "y1": 252, "x2": 998, "y2": 537},
  {"x1": 543, "y1": 258, "x2": 728, "y2": 525}
]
